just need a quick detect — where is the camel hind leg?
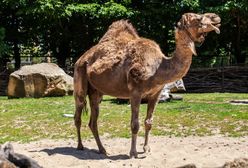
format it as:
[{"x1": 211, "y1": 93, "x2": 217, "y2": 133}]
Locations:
[
  {"x1": 88, "y1": 86, "x2": 106, "y2": 154},
  {"x1": 74, "y1": 62, "x2": 88, "y2": 150}
]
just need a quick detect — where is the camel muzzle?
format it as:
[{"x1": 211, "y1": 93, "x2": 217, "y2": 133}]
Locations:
[{"x1": 210, "y1": 23, "x2": 221, "y2": 34}]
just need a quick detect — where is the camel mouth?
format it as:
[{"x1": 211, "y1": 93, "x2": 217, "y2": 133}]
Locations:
[
  {"x1": 210, "y1": 23, "x2": 221, "y2": 34},
  {"x1": 200, "y1": 13, "x2": 221, "y2": 34},
  {"x1": 200, "y1": 22, "x2": 221, "y2": 34}
]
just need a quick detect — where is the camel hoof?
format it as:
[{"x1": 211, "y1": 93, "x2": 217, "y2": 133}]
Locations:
[
  {"x1": 143, "y1": 145, "x2": 151, "y2": 153},
  {"x1": 77, "y1": 143, "x2": 84, "y2": 150},
  {"x1": 129, "y1": 151, "x2": 138, "y2": 159},
  {"x1": 99, "y1": 148, "x2": 107, "y2": 155}
]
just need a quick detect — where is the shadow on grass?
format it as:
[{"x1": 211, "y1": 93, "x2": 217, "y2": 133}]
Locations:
[
  {"x1": 102, "y1": 98, "x2": 129, "y2": 105},
  {"x1": 40, "y1": 147, "x2": 145, "y2": 160}
]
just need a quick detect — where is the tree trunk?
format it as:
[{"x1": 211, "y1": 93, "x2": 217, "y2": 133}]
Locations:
[
  {"x1": 57, "y1": 40, "x2": 70, "y2": 69},
  {"x1": 13, "y1": 39, "x2": 20, "y2": 70},
  {"x1": 234, "y1": 14, "x2": 245, "y2": 64}
]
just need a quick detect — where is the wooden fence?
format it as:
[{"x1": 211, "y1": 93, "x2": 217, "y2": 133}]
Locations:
[
  {"x1": 0, "y1": 70, "x2": 11, "y2": 96},
  {"x1": 1, "y1": 65, "x2": 247, "y2": 96},
  {"x1": 183, "y1": 66, "x2": 248, "y2": 93}
]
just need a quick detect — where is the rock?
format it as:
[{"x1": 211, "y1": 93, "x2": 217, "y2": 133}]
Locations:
[
  {"x1": 8, "y1": 63, "x2": 73, "y2": 98},
  {"x1": 177, "y1": 164, "x2": 197, "y2": 168},
  {"x1": 1, "y1": 142, "x2": 42, "y2": 168},
  {"x1": 0, "y1": 158, "x2": 17, "y2": 168},
  {"x1": 116, "y1": 79, "x2": 186, "y2": 104},
  {"x1": 0, "y1": 143, "x2": 16, "y2": 168},
  {"x1": 159, "y1": 79, "x2": 185, "y2": 102},
  {"x1": 8, "y1": 152, "x2": 42, "y2": 168},
  {"x1": 222, "y1": 158, "x2": 248, "y2": 168}
]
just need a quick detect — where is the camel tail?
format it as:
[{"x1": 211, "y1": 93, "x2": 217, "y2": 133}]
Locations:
[{"x1": 74, "y1": 61, "x2": 88, "y2": 115}]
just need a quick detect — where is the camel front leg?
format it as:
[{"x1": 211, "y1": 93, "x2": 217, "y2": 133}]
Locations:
[
  {"x1": 144, "y1": 95, "x2": 160, "y2": 153},
  {"x1": 129, "y1": 94, "x2": 141, "y2": 158}
]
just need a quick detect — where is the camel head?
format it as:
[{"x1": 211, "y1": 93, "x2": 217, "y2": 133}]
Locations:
[{"x1": 177, "y1": 13, "x2": 221, "y2": 45}]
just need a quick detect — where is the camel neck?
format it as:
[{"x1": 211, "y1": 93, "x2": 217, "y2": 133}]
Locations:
[{"x1": 156, "y1": 29, "x2": 194, "y2": 84}]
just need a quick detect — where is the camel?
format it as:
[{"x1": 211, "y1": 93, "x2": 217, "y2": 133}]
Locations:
[{"x1": 73, "y1": 13, "x2": 221, "y2": 158}]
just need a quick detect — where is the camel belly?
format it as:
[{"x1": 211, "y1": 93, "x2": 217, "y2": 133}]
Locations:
[
  {"x1": 88, "y1": 70, "x2": 131, "y2": 98},
  {"x1": 88, "y1": 73, "x2": 163, "y2": 99}
]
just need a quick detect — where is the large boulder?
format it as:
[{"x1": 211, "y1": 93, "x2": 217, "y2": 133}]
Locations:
[{"x1": 8, "y1": 63, "x2": 73, "y2": 98}]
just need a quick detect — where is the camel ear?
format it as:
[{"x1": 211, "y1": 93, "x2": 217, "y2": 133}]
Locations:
[{"x1": 177, "y1": 15, "x2": 189, "y2": 29}]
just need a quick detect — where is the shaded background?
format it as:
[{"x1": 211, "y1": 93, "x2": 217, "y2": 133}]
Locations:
[{"x1": 0, "y1": 0, "x2": 247, "y2": 93}]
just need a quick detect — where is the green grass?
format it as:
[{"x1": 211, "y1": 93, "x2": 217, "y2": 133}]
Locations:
[{"x1": 0, "y1": 93, "x2": 247, "y2": 143}]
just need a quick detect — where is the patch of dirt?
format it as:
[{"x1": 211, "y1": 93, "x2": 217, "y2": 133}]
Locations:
[{"x1": 12, "y1": 136, "x2": 248, "y2": 168}]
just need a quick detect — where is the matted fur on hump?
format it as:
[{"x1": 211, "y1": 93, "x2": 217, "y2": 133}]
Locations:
[
  {"x1": 89, "y1": 20, "x2": 140, "y2": 74},
  {"x1": 99, "y1": 20, "x2": 139, "y2": 43},
  {"x1": 89, "y1": 20, "x2": 164, "y2": 78}
]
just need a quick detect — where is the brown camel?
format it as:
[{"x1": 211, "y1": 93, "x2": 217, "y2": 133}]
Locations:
[{"x1": 74, "y1": 13, "x2": 221, "y2": 158}]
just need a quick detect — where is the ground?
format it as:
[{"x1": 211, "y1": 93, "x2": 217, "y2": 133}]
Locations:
[
  {"x1": 13, "y1": 136, "x2": 248, "y2": 168},
  {"x1": 1, "y1": 94, "x2": 247, "y2": 167}
]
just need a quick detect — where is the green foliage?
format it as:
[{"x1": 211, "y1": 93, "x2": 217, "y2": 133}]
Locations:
[
  {"x1": 98, "y1": 2, "x2": 134, "y2": 18},
  {"x1": 179, "y1": 0, "x2": 200, "y2": 9},
  {"x1": 0, "y1": 28, "x2": 10, "y2": 58},
  {"x1": 0, "y1": 0, "x2": 248, "y2": 68},
  {"x1": 66, "y1": 3, "x2": 100, "y2": 17}
]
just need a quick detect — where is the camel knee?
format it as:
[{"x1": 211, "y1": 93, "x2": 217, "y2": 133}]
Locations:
[
  {"x1": 145, "y1": 123, "x2": 152, "y2": 131},
  {"x1": 131, "y1": 119, "x2": 139, "y2": 134},
  {"x1": 145, "y1": 118, "x2": 153, "y2": 131}
]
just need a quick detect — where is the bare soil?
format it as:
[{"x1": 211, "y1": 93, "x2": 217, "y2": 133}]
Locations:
[{"x1": 12, "y1": 136, "x2": 248, "y2": 168}]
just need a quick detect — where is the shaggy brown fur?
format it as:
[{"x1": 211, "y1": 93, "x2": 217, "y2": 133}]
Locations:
[{"x1": 74, "y1": 13, "x2": 221, "y2": 158}]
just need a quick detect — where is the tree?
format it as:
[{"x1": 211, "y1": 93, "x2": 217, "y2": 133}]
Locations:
[
  {"x1": 201, "y1": 0, "x2": 248, "y2": 64},
  {"x1": 0, "y1": 27, "x2": 10, "y2": 71},
  {"x1": 0, "y1": 0, "x2": 247, "y2": 70}
]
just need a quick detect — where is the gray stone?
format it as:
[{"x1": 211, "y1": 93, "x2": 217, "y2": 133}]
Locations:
[
  {"x1": 0, "y1": 142, "x2": 42, "y2": 168},
  {"x1": 159, "y1": 79, "x2": 185, "y2": 102},
  {"x1": 177, "y1": 164, "x2": 197, "y2": 168},
  {"x1": 0, "y1": 158, "x2": 17, "y2": 168},
  {"x1": 8, "y1": 63, "x2": 73, "y2": 98}
]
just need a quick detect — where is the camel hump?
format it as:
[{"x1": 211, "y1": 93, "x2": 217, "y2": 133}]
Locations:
[
  {"x1": 127, "y1": 38, "x2": 164, "y2": 82},
  {"x1": 99, "y1": 20, "x2": 139, "y2": 43}
]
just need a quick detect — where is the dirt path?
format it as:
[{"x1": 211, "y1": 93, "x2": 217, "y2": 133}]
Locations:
[{"x1": 12, "y1": 136, "x2": 248, "y2": 168}]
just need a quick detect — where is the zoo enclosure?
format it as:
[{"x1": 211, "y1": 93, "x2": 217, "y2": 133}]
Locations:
[
  {"x1": 183, "y1": 66, "x2": 248, "y2": 93},
  {"x1": 0, "y1": 55, "x2": 248, "y2": 96}
]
